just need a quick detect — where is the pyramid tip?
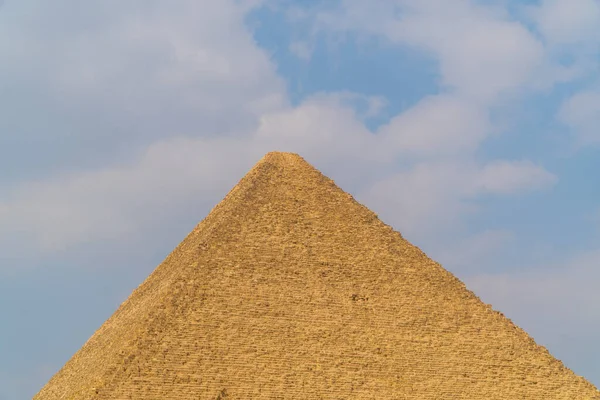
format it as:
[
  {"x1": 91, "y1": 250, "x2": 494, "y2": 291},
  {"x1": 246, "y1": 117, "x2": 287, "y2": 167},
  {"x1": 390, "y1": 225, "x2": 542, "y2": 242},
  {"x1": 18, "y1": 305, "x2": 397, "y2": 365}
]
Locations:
[
  {"x1": 258, "y1": 151, "x2": 306, "y2": 165},
  {"x1": 263, "y1": 151, "x2": 302, "y2": 158}
]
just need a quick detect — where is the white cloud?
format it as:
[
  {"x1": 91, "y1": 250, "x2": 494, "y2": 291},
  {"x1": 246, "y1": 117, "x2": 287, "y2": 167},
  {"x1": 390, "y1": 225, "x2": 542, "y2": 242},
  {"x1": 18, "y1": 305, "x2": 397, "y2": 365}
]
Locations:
[
  {"x1": 395, "y1": 4, "x2": 543, "y2": 101},
  {"x1": 0, "y1": 137, "x2": 258, "y2": 251},
  {"x1": 0, "y1": 0, "x2": 286, "y2": 252},
  {"x1": 378, "y1": 94, "x2": 489, "y2": 157},
  {"x1": 255, "y1": 92, "x2": 385, "y2": 167},
  {"x1": 359, "y1": 159, "x2": 556, "y2": 240},
  {"x1": 297, "y1": 91, "x2": 388, "y2": 121},
  {"x1": 558, "y1": 90, "x2": 600, "y2": 145},
  {"x1": 0, "y1": 86, "x2": 558, "y2": 255},
  {"x1": 0, "y1": 93, "x2": 383, "y2": 253},
  {"x1": 523, "y1": 0, "x2": 600, "y2": 86},
  {"x1": 316, "y1": 0, "x2": 545, "y2": 103},
  {"x1": 278, "y1": 0, "x2": 560, "y2": 244},
  {"x1": 359, "y1": 162, "x2": 477, "y2": 239},
  {"x1": 0, "y1": 0, "x2": 287, "y2": 149},
  {"x1": 475, "y1": 160, "x2": 558, "y2": 195},
  {"x1": 530, "y1": 0, "x2": 600, "y2": 45},
  {"x1": 0, "y1": 0, "x2": 558, "y2": 259}
]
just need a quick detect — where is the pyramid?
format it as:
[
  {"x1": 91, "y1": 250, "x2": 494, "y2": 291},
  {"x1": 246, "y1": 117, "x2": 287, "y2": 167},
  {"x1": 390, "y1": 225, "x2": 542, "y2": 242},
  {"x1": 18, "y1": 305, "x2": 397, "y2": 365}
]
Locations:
[{"x1": 36, "y1": 152, "x2": 599, "y2": 399}]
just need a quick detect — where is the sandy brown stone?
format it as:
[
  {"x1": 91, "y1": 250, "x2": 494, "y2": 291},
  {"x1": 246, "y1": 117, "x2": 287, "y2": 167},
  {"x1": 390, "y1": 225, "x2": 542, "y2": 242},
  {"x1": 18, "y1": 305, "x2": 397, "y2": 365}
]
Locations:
[{"x1": 35, "y1": 152, "x2": 600, "y2": 399}]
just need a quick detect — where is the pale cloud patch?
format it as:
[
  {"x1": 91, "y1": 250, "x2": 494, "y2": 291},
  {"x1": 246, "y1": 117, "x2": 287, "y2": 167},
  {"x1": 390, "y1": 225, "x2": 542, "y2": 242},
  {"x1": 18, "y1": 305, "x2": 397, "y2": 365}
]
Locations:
[
  {"x1": 0, "y1": 94, "x2": 381, "y2": 255},
  {"x1": 0, "y1": 137, "x2": 263, "y2": 252},
  {"x1": 389, "y1": 3, "x2": 544, "y2": 101},
  {"x1": 475, "y1": 160, "x2": 558, "y2": 195},
  {"x1": 0, "y1": 1, "x2": 560, "y2": 263},
  {"x1": 0, "y1": 0, "x2": 287, "y2": 150},
  {"x1": 315, "y1": 0, "x2": 545, "y2": 103},
  {"x1": 523, "y1": 0, "x2": 600, "y2": 86},
  {"x1": 0, "y1": 87, "x2": 557, "y2": 256},
  {"x1": 0, "y1": 0, "x2": 292, "y2": 253},
  {"x1": 529, "y1": 0, "x2": 600, "y2": 45},
  {"x1": 254, "y1": 93, "x2": 397, "y2": 188},
  {"x1": 256, "y1": 92, "x2": 381, "y2": 164},
  {"x1": 558, "y1": 90, "x2": 600, "y2": 145},
  {"x1": 377, "y1": 94, "x2": 489, "y2": 157},
  {"x1": 295, "y1": 1, "x2": 558, "y2": 242},
  {"x1": 360, "y1": 159, "x2": 557, "y2": 240},
  {"x1": 359, "y1": 161, "x2": 478, "y2": 239},
  {"x1": 297, "y1": 91, "x2": 388, "y2": 121}
]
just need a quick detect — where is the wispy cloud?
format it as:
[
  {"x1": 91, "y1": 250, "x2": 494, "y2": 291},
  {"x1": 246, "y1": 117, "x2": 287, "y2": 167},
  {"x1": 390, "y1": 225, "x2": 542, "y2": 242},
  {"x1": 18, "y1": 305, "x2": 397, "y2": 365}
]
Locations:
[
  {"x1": 0, "y1": 0, "x2": 564, "y2": 258},
  {"x1": 529, "y1": 0, "x2": 600, "y2": 46},
  {"x1": 559, "y1": 90, "x2": 600, "y2": 146},
  {"x1": 289, "y1": 40, "x2": 313, "y2": 61}
]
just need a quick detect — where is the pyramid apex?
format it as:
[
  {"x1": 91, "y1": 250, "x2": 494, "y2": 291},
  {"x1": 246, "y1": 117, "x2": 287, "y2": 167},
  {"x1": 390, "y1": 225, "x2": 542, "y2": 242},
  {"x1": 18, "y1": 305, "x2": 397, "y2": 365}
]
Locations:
[{"x1": 258, "y1": 151, "x2": 306, "y2": 164}]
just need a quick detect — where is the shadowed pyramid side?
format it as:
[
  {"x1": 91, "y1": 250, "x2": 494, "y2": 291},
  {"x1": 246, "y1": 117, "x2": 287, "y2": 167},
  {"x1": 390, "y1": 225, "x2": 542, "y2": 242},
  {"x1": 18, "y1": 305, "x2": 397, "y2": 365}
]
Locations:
[{"x1": 35, "y1": 152, "x2": 600, "y2": 399}]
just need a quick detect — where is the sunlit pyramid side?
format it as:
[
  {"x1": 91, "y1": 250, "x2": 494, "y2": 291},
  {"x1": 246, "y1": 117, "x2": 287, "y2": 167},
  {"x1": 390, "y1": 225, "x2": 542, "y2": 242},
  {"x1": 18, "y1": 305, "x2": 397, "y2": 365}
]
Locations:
[{"x1": 35, "y1": 152, "x2": 600, "y2": 399}]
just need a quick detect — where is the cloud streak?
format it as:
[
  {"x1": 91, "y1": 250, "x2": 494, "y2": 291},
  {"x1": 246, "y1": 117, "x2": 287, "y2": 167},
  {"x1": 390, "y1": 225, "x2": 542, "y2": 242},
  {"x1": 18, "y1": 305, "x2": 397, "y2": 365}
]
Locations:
[
  {"x1": 559, "y1": 90, "x2": 600, "y2": 145},
  {"x1": 0, "y1": 0, "x2": 562, "y2": 258}
]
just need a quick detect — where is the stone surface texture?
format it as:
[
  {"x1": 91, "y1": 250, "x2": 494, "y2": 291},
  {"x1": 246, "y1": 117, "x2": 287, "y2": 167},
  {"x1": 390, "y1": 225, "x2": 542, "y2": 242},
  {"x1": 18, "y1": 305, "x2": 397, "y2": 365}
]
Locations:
[{"x1": 35, "y1": 152, "x2": 600, "y2": 399}]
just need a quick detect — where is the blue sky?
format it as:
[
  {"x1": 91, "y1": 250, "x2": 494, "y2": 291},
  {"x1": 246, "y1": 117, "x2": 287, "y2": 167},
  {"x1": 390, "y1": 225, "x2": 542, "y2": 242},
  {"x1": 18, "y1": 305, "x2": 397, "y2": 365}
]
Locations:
[{"x1": 1, "y1": 0, "x2": 599, "y2": 398}]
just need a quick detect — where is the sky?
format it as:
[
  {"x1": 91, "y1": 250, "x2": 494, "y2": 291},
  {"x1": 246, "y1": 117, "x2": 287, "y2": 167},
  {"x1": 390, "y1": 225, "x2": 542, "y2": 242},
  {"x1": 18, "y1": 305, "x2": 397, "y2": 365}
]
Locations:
[{"x1": 0, "y1": 0, "x2": 599, "y2": 398}]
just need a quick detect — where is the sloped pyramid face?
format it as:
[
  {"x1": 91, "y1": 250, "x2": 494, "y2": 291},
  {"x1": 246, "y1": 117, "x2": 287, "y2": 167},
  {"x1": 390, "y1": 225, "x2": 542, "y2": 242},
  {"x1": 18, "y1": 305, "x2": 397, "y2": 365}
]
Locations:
[{"x1": 36, "y1": 152, "x2": 599, "y2": 399}]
